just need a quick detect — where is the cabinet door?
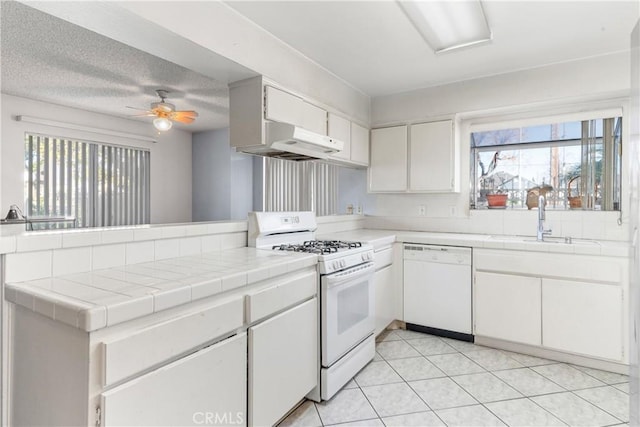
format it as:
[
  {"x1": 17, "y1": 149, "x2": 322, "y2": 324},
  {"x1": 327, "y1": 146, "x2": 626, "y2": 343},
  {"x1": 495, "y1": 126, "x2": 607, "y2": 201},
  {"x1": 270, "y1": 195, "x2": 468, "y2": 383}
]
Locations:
[
  {"x1": 409, "y1": 120, "x2": 456, "y2": 192},
  {"x1": 264, "y1": 85, "x2": 304, "y2": 126},
  {"x1": 542, "y1": 279, "x2": 623, "y2": 361},
  {"x1": 101, "y1": 334, "x2": 247, "y2": 427},
  {"x1": 249, "y1": 298, "x2": 318, "y2": 427},
  {"x1": 328, "y1": 113, "x2": 352, "y2": 160},
  {"x1": 375, "y1": 265, "x2": 394, "y2": 336},
  {"x1": 369, "y1": 126, "x2": 408, "y2": 192},
  {"x1": 475, "y1": 272, "x2": 541, "y2": 345},
  {"x1": 302, "y1": 102, "x2": 327, "y2": 135},
  {"x1": 351, "y1": 122, "x2": 370, "y2": 166}
]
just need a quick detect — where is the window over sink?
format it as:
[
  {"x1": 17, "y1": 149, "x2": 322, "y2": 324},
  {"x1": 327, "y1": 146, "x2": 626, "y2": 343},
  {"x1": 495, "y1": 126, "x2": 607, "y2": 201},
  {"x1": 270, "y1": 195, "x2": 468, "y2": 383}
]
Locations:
[{"x1": 470, "y1": 111, "x2": 622, "y2": 211}]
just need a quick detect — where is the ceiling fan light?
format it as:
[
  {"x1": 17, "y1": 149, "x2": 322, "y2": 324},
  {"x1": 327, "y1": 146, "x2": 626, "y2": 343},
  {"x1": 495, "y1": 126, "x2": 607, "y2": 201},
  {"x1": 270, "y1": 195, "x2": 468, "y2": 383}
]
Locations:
[{"x1": 153, "y1": 117, "x2": 173, "y2": 131}]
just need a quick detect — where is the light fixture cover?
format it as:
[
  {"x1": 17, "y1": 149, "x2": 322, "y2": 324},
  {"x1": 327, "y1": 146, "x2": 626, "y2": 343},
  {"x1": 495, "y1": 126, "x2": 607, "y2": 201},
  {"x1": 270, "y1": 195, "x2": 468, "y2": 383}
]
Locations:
[
  {"x1": 399, "y1": 0, "x2": 492, "y2": 53},
  {"x1": 153, "y1": 117, "x2": 173, "y2": 131}
]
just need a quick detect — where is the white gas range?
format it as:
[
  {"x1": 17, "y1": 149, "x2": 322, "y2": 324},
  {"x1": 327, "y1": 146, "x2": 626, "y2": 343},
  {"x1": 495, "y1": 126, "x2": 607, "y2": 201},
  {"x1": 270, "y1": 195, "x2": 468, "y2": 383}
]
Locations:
[{"x1": 248, "y1": 211, "x2": 376, "y2": 401}]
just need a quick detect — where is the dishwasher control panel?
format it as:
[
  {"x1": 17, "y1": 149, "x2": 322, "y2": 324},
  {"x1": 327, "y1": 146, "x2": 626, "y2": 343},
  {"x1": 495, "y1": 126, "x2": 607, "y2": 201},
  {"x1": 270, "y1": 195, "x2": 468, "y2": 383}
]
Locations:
[{"x1": 404, "y1": 244, "x2": 472, "y2": 265}]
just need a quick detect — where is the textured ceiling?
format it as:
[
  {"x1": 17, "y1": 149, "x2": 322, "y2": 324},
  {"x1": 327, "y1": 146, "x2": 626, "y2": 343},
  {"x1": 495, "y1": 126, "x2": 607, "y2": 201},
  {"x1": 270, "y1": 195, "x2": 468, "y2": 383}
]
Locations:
[{"x1": 1, "y1": 1, "x2": 230, "y2": 132}]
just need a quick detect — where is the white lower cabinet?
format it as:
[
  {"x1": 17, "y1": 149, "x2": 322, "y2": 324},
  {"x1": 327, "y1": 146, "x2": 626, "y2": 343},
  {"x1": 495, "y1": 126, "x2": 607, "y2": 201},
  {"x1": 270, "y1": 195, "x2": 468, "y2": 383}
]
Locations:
[
  {"x1": 474, "y1": 271, "x2": 541, "y2": 346},
  {"x1": 474, "y1": 248, "x2": 628, "y2": 364},
  {"x1": 102, "y1": 333, "x2": 247, "y2": 427},
  {"x1": 374, "y1": 265, "x2": 394, "y2": 335},
  {"x1": 542, "y1": 279, "x2": 623, "y2": 360},
  {"x1": 249, "y1": 298, "x2": 318, "y2": 427}
]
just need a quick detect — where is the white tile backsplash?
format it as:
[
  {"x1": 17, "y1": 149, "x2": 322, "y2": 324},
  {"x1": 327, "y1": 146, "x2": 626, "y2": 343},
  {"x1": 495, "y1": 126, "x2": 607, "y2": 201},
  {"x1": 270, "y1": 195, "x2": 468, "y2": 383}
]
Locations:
[
  {"x1": 133, "y1": 227, "x2": 164, "y2": 242},
  {"x1": 125, "y1": 241, "x2": 155, "y2": 265},
  {"x1": 53, "y1": 247, "x2": 92, "y2": 276},
  {"x1": 16, "y1": 233, "x2": 62, "y2": 252},
  {"x1": 221, "y1": 232, "x2": 247, "y2": 249},
  {"x1": 62, "y1": 230, "x2": 102, "y2": 248},
  {"x1": 5, "y1": 250, "x2": 52, "y2": 282},
  {"x1": 201, "y1": 235, "x2": 222, "y2": 252},
  {"x1": 92, "y1": 244, "x2": 126, "y2": 270},
  {"x1": 154, "y1": 239, "x2": 180, "y2": 260},
  {"x1": 179, "y1": 237, "x2": 202, "y2": 256},
  {"x1": 102, "y1": 229, "x2": 135, "y2": 244}
]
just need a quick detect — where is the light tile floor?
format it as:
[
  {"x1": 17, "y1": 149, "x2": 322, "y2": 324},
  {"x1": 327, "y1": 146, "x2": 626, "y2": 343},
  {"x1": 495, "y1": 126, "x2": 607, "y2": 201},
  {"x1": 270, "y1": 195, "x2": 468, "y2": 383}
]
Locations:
[{"x1": 279, "y1": 329, "x2": 630, "y2": 427}]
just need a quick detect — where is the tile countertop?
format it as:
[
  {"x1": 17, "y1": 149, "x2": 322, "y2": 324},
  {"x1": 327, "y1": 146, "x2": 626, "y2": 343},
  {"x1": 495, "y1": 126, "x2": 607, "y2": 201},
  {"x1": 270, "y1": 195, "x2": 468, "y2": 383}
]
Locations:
[
  {"x1": 319, "y1": 229, "x2": 631, "y2": 258},
  {"x1": 4, "y1": 247, "x2": 317, "y2": 332}
]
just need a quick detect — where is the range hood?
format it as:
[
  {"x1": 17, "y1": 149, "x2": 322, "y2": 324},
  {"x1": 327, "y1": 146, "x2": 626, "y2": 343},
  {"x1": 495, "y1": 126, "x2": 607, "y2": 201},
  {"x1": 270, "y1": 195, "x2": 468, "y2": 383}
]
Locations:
[{"x1": 238, "y1": 122, "x2": 344, "y2": 161}]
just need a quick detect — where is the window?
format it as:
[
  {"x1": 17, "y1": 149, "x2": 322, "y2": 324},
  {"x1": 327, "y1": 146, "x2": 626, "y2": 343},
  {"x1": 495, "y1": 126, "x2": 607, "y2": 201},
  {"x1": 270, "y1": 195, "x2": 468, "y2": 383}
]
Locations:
[
  {"x1": 263, "y1": 157, "x2": 338, "y2": 216},
  {"x1": 470, "y1": 115, "x2": 622, "y2": 210},
  {"x1": 24, "y1": 133, "x2": 151, "y2": 228}
]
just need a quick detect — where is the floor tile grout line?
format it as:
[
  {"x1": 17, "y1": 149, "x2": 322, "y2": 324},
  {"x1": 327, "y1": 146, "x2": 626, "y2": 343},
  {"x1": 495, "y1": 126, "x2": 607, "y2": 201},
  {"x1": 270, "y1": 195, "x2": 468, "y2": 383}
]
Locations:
[{"x1": 568, "y1": 388, "x2": 627, "y2": 424}]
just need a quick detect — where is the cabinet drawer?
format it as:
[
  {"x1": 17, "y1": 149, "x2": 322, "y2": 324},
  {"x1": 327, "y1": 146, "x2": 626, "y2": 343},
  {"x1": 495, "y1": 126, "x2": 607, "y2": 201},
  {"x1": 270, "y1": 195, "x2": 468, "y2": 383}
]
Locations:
[
  {"x1": 246, "y1": 271, "x2": 317, "y2": 323},
  {"x1": 102, "y1": 333, "x2": 247, "y2": 427},
  {"x1": 374, "y1": 248, "x2": 393, "y2": 270},
  {"x1": 101, "y1": 296, "x2": 244, "y2": 387},
  {"x1": 475, "y1": 249, "x2": 623, "y2": 284}
]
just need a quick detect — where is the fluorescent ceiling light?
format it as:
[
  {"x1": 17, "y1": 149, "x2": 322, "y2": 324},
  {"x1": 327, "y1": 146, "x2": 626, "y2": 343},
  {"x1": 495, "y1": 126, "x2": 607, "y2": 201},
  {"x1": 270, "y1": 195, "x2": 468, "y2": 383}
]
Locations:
[{"x1": 398, "y1": 0, "x2": 492, "y2": 53}]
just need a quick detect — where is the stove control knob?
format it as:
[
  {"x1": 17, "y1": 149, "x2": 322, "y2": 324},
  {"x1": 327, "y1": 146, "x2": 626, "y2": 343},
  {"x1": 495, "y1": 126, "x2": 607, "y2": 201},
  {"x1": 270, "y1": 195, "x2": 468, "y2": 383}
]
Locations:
[
  {"x1": 340, "y1": 259, "x2": 346, "y2": 268},
  {"x1": 333, "y1": 261, "x2": 339, "y2": 270},
  {"x1": 361, "y1": 253, "x2": 367, "y2": 261}
]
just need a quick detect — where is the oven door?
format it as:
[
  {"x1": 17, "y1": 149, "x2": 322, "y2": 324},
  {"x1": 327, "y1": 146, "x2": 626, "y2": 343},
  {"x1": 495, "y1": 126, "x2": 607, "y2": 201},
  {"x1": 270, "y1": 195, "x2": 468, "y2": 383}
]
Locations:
[{"x1": 321, "y1": 262, "x2": 375, "y2": 367}]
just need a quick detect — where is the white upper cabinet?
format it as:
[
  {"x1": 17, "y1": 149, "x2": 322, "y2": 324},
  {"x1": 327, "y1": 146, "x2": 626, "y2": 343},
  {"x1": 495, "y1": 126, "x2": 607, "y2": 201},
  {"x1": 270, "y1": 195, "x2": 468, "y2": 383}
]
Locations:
[
  {"x1": 409, "y1": 120, "x2": 458, "y2": 192},
  {"x1": 369, "y1": 119, "x2": 458, "y2": 193},
  {"x1": 302, "y1": 101, "x2": 327, "y2": 135},
  {"x1": 230, "y1": 77, "x2": 367, "y2": 166},
  {"x1": 369, "y1": 125, "x2": 408, "y2": 192},
  {"x1": 264, "y1": 85, "x2": 304, "y2": 125},
  {"x1": 350, "y1": 122, "x2": 370, "y2": 166},
  {"x1": 329, "y1": 113, "x2": 351, "y2": 161}
]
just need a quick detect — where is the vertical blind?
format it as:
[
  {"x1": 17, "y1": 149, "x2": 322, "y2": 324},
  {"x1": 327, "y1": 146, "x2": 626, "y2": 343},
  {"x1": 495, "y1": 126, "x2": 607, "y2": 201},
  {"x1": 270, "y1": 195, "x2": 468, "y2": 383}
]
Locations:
[
  {"x1": 24, "y1": 133, "x2": 150, "y2": 228},
  {"x1": 264, "y1": 158, "x2": 338, "y2": 216}
]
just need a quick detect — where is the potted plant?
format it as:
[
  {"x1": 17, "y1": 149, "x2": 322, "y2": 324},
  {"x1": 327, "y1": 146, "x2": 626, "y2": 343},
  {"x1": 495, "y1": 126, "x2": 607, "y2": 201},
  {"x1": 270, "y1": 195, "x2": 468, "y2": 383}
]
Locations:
[{"x1": 486, "y1": 189, "x2": 508, "y2": 208}]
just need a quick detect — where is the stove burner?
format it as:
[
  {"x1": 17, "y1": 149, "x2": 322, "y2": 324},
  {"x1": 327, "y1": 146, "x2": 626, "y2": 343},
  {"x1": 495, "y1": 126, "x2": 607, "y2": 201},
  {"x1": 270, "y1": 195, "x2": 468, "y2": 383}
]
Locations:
[{"x1": 272, "y1": 240, "x2": 363, "y2": 254}]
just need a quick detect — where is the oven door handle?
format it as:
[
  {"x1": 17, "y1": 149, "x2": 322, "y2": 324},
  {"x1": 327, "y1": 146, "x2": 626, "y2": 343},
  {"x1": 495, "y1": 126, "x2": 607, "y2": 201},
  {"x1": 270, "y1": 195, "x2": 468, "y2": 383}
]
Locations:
[{"x1": 324, "y1": 262, "x2": 374, "y2": 288}]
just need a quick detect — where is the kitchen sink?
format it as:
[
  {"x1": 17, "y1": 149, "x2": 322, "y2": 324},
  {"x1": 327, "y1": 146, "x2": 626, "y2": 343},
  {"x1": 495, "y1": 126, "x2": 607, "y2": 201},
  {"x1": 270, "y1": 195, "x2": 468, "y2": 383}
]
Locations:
[{"x1": 488, "y1": 235, "x2": 600, "y2": 245}]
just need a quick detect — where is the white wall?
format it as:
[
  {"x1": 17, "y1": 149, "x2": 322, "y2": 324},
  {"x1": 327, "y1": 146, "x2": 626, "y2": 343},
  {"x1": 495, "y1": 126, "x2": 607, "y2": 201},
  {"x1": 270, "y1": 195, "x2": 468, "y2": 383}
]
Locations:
[
  {"x1": 366, "y1": 53, "x2": 632, "y2": 241},
  {"x1": 1, "y1": 94, "x2": 192, "y2": 225},
  {"x1": 192, "y1": 129, "x2": 253, "y2": 221}
]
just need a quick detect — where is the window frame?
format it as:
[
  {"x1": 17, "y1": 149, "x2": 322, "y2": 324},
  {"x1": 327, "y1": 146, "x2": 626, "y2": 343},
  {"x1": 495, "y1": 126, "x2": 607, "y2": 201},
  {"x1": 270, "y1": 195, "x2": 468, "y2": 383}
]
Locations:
[{"x1": 468, "y1": 108, "x2": 623, "y2": 211}]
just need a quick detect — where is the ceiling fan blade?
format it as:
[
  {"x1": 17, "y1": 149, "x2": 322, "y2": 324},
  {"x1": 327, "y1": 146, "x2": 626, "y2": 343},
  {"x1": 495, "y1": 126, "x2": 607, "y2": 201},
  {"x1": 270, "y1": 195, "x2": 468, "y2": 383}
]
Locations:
[
  {"x1": 129, "y1": 112, "x2": 157, "y2": 118},
  {"x1": 172, "y1": 115, "x2": 196, "y2": 124},
  {"x1": 173, "y1": 110, "x2": 199, "y2": 117},
  {"x1": 170, "y1": 111, "x2": 199, "y2": 122}
]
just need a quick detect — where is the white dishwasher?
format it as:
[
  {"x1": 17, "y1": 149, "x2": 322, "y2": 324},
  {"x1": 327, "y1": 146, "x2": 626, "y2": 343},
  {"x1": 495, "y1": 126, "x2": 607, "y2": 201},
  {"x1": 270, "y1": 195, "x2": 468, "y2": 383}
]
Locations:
[{"x1": 403, "y1": 244, "x2": 473, "y2": 341}]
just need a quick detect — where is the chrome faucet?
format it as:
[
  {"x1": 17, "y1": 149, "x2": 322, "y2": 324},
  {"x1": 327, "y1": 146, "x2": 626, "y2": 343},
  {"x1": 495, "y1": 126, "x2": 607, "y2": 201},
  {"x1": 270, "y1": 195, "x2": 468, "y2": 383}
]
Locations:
[{"x1": 537, "y1": 195, "x2": 552, "y2": 241}]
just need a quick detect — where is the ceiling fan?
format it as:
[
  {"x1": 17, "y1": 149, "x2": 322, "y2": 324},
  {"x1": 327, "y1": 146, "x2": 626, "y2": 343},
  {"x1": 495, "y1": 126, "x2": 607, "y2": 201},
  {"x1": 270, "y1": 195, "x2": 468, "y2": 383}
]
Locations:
[{"x1": 128, "y1": 90, "x2": 198, "y2": 131}]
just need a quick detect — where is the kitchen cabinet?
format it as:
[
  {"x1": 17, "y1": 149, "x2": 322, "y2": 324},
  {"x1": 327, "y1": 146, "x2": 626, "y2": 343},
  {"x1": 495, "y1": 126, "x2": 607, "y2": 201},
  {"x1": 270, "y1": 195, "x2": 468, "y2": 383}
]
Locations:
[
  {"x1": 264, "y1": 85, "x2": 305, "y2": 126},
  {"x1": 474, "y1": 248, "x2": 628, "y2": 363},
  {"x1": 369, "y1": 120, "x2": 458, "y2": 193},
  {"x1": 102, "y1": 334, "x2": 247, "y2": 426},
  {"x1": 249, "y1": 298, "x2": 317, "y2": 427},
  {"x1": 369, "y1": 125, "x2": 408, "y2": 192},
  {"x1": 350, "y1": 122, "x2": 370, "y2": 166},
  {"x1": 542, "y1": 279, "x2": 622, "y2": 360},
  {"x1": 328, "y1": 114, "x2": 370, "y2": 167},
  {"x1": 409, "y1": 120, "x2": 457, "y2": 192},
  {"x1": 303, "y1": 101, "x2": 328, "y2": 135},
  {"x1": 230, "y1": 76, "x2": 366, "y2": 166},
  {"x1": 474, "y1": 271, "x2": 541, "y2": 346},
  {"x1": 373, "y1": 246, "x2": 395, "y2": 335},
  {"x1": 329, "y1": 113, "x2": 352, "y2": 161}
]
